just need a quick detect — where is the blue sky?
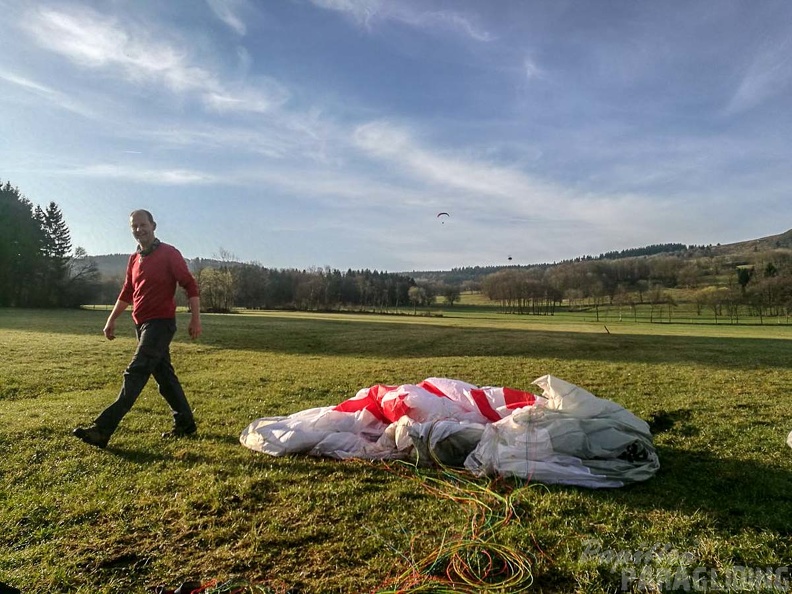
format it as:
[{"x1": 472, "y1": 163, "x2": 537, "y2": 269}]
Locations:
[{"x1": 1, "y1": 1, "x2": 791, "y2": 272}]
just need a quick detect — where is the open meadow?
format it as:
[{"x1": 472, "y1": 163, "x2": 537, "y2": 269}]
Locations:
[{"x1": 2, "y1": 306, "x2": 792, "y2": 593}]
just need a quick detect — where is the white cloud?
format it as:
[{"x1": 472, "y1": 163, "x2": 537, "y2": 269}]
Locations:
[
  {"x1": 0, "y1": 70, "x2": 54, "y2": 95},
  {"x1": 353, "y1": 120, "x2": 558, "y2": 203},
  {"x1": 66, "y1": 164, "x2": 217, "y2": 185},
  {"x1": 724, "y1": 38, "x2": 792, "y2": 115},
  {"x1": 523, "y1": 57, "x2": 542, "y2": 81},
  {"x1": 0, "y1": 70, "x2": 97, "y2": 118},
  {"x1": 308, "y1": 0, "x2": 382, "y2": 27},
  {"x1": 236, "y1": 47, "x2": 253, "y2": 75},
  {"x1": 22, "y1": 6, "x2": 219, "y2": 93},
  {"x1": 206, "y1": 0, "x2": 247, "y2": 36},
  {"x1": 232, "y1": 166, "x2": 431, "y2": 209},
  {"x1": 134, "y1": 109, "x2": 329, "y2": 161},
  {"x1": 397, "y1": 10, "x2": 493, "y2": 42},
  {"x1": 307, "y1": 0, "x2": 492, "y2": 42},
  {"x1": 351, "y1": 120, "x2": 672, "y2": 238},
  {"x1": 20, "y1": 5, "x2": 293, "y2": 118},
  {"x1": 203, "y1": 79, "x2": 290, "y2": 114}
]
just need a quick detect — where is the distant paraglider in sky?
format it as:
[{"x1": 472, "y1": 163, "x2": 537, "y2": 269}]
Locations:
[{"x1": 437, "y1": 212, "x2": 450, "y2": 224}]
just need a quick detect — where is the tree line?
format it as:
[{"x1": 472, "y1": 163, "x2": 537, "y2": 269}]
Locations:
[
  {"x1": 1, "y1": 179, "x2": 429, "y2": 313},
  {"x1": 0, "y1": 181, "x2": 99, "y2": 307},
  {"x1": 189, "y1": 247, "x2": 792, "y2": 322},
  {"x1": 191, "y1": 262, "x2": 421, "y2": 313},
  {"x1": 479, "y1": 253, "x2": 792, "y2": 322},
  {"x1": 5, "y1": 177, "x2": 792, "y2": 322}
]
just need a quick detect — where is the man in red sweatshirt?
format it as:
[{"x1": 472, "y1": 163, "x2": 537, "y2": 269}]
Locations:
[{"x1": 73, "y1": 209, "x2": 202, "y2": 448}]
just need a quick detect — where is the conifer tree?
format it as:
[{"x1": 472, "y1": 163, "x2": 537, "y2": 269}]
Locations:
[
  {"x1": 35, "y1": 201, "x2": 73, "y2": 305},
  {"x1": 0, "y1": 181, "x2": 46, "y2": 306}
]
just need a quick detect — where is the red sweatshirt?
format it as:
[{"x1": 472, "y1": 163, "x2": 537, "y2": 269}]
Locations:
[{"x1": 119, "y1": 242, "x2": 200, "y2": 324}]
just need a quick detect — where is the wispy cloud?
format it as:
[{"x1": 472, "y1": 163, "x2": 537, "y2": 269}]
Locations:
[
  {"x1": 308, "y1": 0, "x2": 381, "y2": 27},
  {"x1": 396, "y1": 10, "x2": 494, "y2": 42},
  {"x1": 0, "y1": 69, "x2": 97, "y2": 118},
  {"x1": 203, "y1": 80, "x2": 290, "y2": 113},
  {"x1": 523, "y1": 57, "x2": 543, "y2": 81},
  {"x1": 353, "y1": 120, "x2": 558, "y2": 204},
  {"x1": 66, "y1": 164, "x2": 217, "y2": 185},
  {"x1": 307, "y1": 0, "x2": 492, "y2": 42},
  {"x1": 20, "y1": 5, "x2": 287, "y2": 114},
  {"x1": 0, "y1": 70, "x2": 55, "y2": 95},
  {"x1": 724, "y1": 37, "x2": 792, "y2": 115},
  {"x1": 21, "y1": 6, "x2": 217, "y2": 92},
  {"x1": 133, "y1": 108, "x2": 331, "y2": 161},
  {"x1": 351, "y1": 120, "x2": 671, "y2": 238},
  {"x1": 206, "y1": 0, "x2": 248, "y2": 36},
  {"x1": 233, "y1": 166, "x2": 433, "y2": 211}
]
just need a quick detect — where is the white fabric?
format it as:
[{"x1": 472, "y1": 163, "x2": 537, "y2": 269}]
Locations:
[
  {"x1": 464, "y1": 376, "x2": 659, "y2": 487},
  {"x1": 239, "y1": 375, "x2": 659, "y2": 488}
]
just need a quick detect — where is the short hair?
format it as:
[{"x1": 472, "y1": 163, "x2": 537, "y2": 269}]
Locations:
[{"x1": 130, "y1": 209, "x2": 155, "y2": 224}]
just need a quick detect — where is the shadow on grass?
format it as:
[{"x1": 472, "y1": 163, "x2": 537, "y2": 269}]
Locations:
[
  {"x1": 594, "y1": 445, "x2": 792, "y2": 535},
  {"x1": 196, "y1": 315, "x2": 792, "y2": 369},
  {"x1": 5, "y1": 307, "x2": 790, "y2": 369}
]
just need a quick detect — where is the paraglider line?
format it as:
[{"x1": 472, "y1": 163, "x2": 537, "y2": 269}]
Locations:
[{"x1": 372, "y1": 460, "x2": 540, "y2": 593}]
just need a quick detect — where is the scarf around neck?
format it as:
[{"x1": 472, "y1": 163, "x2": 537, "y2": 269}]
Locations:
[{"x1": 137, "y1": 238, "x2": 161, "y2": 257}]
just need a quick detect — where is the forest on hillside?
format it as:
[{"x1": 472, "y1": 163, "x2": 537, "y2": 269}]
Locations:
[
  {"x1": 88, "y1": 234, "x2": 790, "y2": 321},
  {"x1": 5, "y1": 178, "x2": 792, "y2": 320}
]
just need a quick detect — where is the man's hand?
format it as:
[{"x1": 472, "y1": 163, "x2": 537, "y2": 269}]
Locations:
[
  {"x1": 188, "y1": 317, "x2": 202, "y2": 340},
  {"x1": 187, "y1": 296, "x2": 202, "y2": 340},
  {"x1": 103, "y1": 299, "x2": 129, "y2": 341},
  {"x1": 103, "y1": 319, "x2": 116, "y2": 340}
]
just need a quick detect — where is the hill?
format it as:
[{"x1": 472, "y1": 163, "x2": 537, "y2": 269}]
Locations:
[
  {"x1": 85, "y1": 228, "x2": 792, "y2": 283},
  {"x1": 409, "y1": 228, "x2": 792, "y2": 285},
  {"x1": 88, "y1": 254, "x2": 129, "y2": 279},
  {"x1": 710, "y1": 228, "x2": 792, "y2": 255},
  {"x1": 87, "y1": 254, "x2": 231, "y2": 279}
]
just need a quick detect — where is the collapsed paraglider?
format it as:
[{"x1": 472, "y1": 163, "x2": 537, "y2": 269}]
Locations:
[{"x1": 240, "y1": 375, "x2": 660, "y2": 488}]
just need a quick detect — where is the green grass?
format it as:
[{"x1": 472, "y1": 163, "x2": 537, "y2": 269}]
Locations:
[{"x1": 2, "y1": 307, "x2": 792, "y2": 593}]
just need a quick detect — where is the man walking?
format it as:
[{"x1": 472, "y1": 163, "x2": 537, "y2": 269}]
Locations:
[{"x1": 73, "y1": 209, "x2": 202, "y2": 448}]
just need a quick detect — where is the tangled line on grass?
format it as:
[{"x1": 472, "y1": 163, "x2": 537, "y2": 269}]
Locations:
[{"x1": 374, "y1": 462, "x2": 543, "y2": 593}]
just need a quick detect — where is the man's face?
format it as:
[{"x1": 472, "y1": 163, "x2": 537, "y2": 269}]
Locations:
[{"x1": 130, "y1": 212, "x2": 156, "y2": 248}]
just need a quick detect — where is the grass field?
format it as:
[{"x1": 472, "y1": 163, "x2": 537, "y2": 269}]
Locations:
[{"x1": 2, "y1": 307, "x2": 792, "y2": 593}]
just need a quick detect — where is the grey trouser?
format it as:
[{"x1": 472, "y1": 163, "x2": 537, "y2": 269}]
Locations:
[{"x1": 94, "y1": 318, "x2": 194, "y2": 435}]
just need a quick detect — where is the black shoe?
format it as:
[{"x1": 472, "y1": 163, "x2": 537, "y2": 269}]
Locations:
[
  {"x1": 161, "y1": 424, "x2": 197, "y2": 439},
  {"x1": 73, "y1": 425, "x2": 110, "y2": 449}
]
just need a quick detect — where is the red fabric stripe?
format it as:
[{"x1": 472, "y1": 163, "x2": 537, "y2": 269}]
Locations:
[
  {"x1": 333, "y1": 385, "x2": 395, "y2": 424},
  {"x1": 417, "y1": 380, "x2": 451, "y2": 399},
  {"x1": 503, "y1": 387, "x2": 537, "y2": 410},
  {"x1": 469, "y1": 388, "x2": 502, "y2": 422},
  {"x1": 382, "y1": 394, "x2": 411, "y2": 422}
]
